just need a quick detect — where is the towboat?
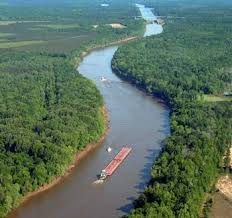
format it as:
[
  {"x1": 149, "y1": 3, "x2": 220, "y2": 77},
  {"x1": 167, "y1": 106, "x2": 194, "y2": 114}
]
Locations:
[
  {"x1": 101, "y1": 76, "x2": 107, "y2": 82},
  {"x1": 99, "y1": 147, "x2": 132, "y2": 181},
  {"x1": 99, "y1": 170, "x2": 107, "y2": 180}
]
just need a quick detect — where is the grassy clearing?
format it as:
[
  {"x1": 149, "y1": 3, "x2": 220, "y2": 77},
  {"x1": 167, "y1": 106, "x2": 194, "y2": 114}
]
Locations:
[
  {"x1": 0, "y1": 3, "x2": 142, "y2": 54},
  {"x1": 199, "y1": 94, "x2": 232, "y2": 102},
  {"x1": 108, "y1": 23, "x2": 126, "y2": 28},
  {"x1": 28, "y1": 27, "x2": 44, "y2": 31},
  {"x1": 39, "y1": 24, "x2": 80, "y2": 29},
  {"x1": 0, "y1": 33, "x2": 14, "y2": 37},
  {"x1": 0, "y1": 21, "x2": 17, "y2": 26},
  {"x1": 0, "y1": 21, "x2": 50, "y2": 26},
  {"x1": 0, "y1": 40, "x2": 44, "y2": 48}
]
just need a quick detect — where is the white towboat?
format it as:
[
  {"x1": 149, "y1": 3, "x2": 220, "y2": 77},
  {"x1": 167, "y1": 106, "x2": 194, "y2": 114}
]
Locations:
[
  {"x1": 101, "y1": 76, "x2": 107, "y2": 82},
  {"x1": 107, "y1": 147, "x2": 112, "y2": 153}
]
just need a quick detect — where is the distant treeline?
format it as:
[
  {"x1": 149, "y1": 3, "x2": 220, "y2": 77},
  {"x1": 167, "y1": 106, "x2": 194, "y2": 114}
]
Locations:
[
  {"x1": 0, "y1": 1, "x2": 144, "y2": 54},
  {"x1": 112, "y1": 3, "x2": 232, "y2": 218},
  {"x1": 0, "y1": 1, "x2": 140, "y2": 23}
]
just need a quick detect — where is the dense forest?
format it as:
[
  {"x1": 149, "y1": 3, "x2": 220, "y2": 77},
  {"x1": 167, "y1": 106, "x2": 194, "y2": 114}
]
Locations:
[
  {"x1": 0, "y1": 52, "x2": 106, "y2": 218},
  {"x1": 0, "y1": 1, "x2": 146, "y2": 217},
  {"x1": 112, "y1": 2, "x2": 232, "y2": 217},
  {"x1": 1, "y1": 0, "x2": 232, "y2": 217}
]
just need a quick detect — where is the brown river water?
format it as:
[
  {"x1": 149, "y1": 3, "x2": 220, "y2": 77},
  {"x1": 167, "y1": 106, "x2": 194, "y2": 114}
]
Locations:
[
  {"x1": 210, "y1": 192, "x2": 232, "y2": 218},
  {"x1": 8, "y1": 19, "x2": 170, "y2": 218}
]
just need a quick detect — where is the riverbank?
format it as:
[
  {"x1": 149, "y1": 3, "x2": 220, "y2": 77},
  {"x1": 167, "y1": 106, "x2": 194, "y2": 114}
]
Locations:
[
  {"x1": 7, "y1": 106, "x2": 109, "y2": 216},
  {"x1": 71, "y1": 36, "x2": 139, "y2": 67},
  {"x1": 215, "y1": 146, "x2": 232, "y2": 201},
  {"x1": 19, "y1": 36, "x2": 140, "y2": 204},
  {"x1": 7, "y1": 34, "x2": 141, "y2": 218},
  {"x1": 81, "y1": 36, "x2": 137, "y2": 58},
  {"x1": 111, "y1": 14, "x2": 232, "y2": 217},
  {"x1": 6, "y1": 27, "x2": 145, "y2": 218},
  {"x1": 217, "y1": 175, "x2": 232, "y2": 200}
]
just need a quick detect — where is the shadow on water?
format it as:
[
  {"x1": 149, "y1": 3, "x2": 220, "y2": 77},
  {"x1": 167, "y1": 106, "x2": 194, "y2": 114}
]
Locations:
[
  {"x1": 134, "y1": 147, "x2": 162, "y2": 190},
  {"x1": 116, "y1": 110, "x2": 170, "y2": 215},
  {"x1": 117, "y1": 147, "x2": 164, "y2": 214},
  {"x1": 158, "y1": 114, "x2": 171, "y2": 135},
  {"x1": 117, "y1": 197, "x2": 136, "y2": 214}
]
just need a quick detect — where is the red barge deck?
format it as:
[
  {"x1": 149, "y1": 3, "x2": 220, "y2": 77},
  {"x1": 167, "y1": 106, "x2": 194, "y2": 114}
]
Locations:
[{"x1": 100, "y1": 147, "x2": 132, "y2": 180}]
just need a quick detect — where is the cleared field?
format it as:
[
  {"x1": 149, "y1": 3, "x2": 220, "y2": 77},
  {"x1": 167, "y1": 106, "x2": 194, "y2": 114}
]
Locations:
[
  {"x1": 0, "y1": 2, "x2": 142, "y2": 53},
  {"x1": 0, "y1": 32, "x2": 14, "y2": 37},
  {"x1": 0, "y1": 21, "x2": 50, "y2": 26},
  {"x1": 0, "y1": 40, "x2": 44, "y2": 48},
  {"x1": 199, "y1": 94, "x2": 232, "y2": 102},
  {"x1": 109, "y1": 23, "x2": 126, "y2": 28},
  {"x1": 0, "y1": 21, "x2": 17, "y2": 25},
  {"x1": 28, "y1": 27, "x2": 44, "y2": 31},
  {"x1": 39, "y1": 24, "x2": 80, "y2": 29}
]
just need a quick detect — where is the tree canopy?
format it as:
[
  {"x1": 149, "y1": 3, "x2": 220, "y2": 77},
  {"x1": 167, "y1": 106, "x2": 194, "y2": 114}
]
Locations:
[{"x1": 112, "y1": 2, "x2": 232, "y2": 217}]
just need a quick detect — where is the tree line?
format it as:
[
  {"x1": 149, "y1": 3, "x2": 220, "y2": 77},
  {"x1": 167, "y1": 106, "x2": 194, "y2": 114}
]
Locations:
[
  {"x1": 0, "y1": 51, "x2": 105, "y2": 217},
  {"x1": 0, "y1": 1, "x2": 147, "y2": 216},
  {"x1": 112, "y1": 3, "x2": 232, "y2": 218}
]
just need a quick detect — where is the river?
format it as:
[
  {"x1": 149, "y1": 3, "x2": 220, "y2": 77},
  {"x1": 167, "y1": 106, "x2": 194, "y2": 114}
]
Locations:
[
  {"x1": 8, "y1": 5, "x2": 169, "y2": 218},
  {"x1": 209, "y1": 192, "x2": 232, "y2": 218}
]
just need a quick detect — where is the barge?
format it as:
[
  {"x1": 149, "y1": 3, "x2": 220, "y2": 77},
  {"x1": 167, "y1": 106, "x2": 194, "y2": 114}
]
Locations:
[{"x1": 99, "y1": 147, "x2": 132, "y2": 180}]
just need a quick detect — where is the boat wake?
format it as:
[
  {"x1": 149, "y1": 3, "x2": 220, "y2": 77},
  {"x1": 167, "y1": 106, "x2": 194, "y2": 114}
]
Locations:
[{"x1": 92, "y1": 179, "x2": 104, "y2": 185}]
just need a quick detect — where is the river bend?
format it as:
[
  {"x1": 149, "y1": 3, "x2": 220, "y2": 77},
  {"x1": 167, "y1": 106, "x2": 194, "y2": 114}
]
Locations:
[{"x1": 8, "y1": 5, "x2": 169, "y2": 218}]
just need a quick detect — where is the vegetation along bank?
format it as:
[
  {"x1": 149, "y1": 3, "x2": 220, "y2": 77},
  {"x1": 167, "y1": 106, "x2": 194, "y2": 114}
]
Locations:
[
  {"x1": 112, "y1": 1, "x2": 232, "y2": 217},
  {"x1": 0, "y1": 1, "x2": 145, "y2": 217}
]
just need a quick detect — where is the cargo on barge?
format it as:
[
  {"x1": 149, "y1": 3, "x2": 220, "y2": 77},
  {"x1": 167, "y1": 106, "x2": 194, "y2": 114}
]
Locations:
[{"x1": 99, "y1": 147, "x2": 132, "y2": 180}]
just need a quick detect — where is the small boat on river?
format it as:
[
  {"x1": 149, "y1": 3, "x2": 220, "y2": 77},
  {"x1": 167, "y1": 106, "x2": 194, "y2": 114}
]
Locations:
[
  {"x1": 107, "y1": 147, "x2": 112, "y2": 153},
  {"x1": 99, "y1": 147, "x2": 132, "y2": 181},
  {"x1": 101, "y1": 76, "x2": 107, "y2": 82}
]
